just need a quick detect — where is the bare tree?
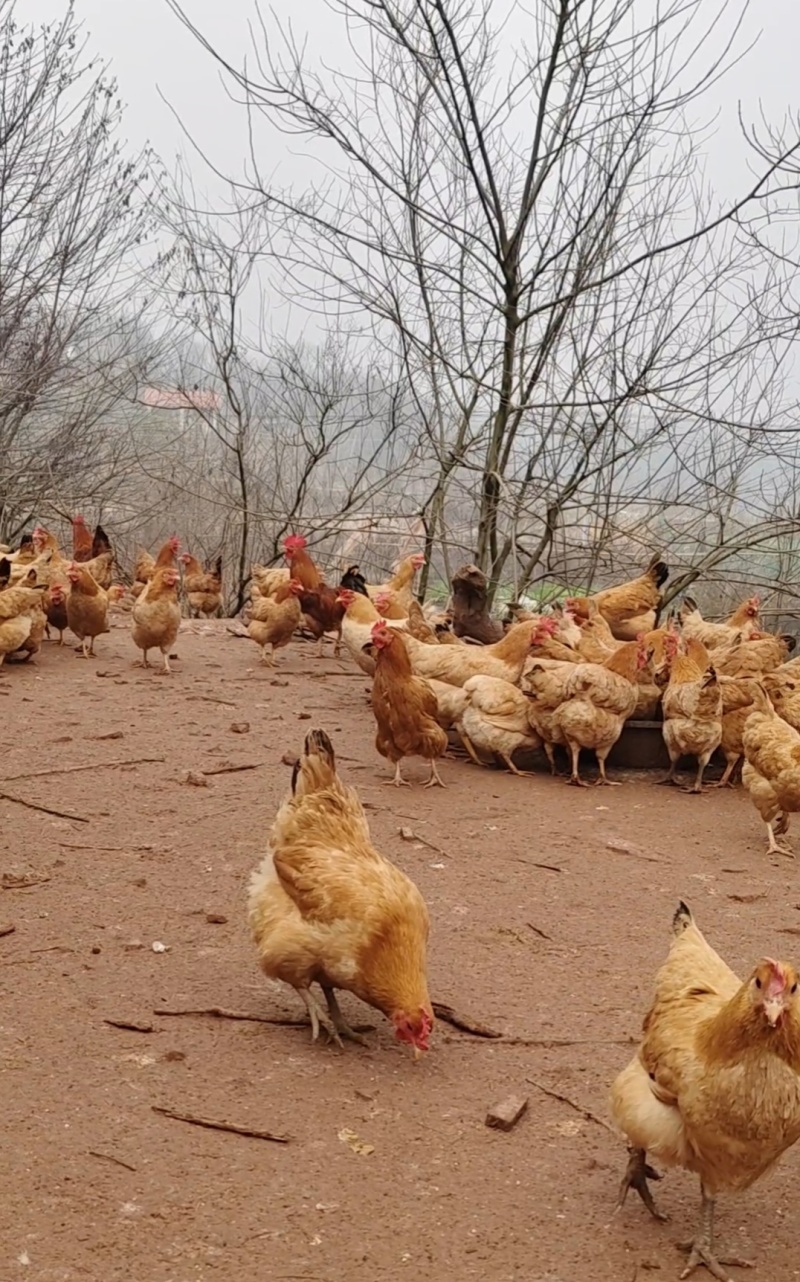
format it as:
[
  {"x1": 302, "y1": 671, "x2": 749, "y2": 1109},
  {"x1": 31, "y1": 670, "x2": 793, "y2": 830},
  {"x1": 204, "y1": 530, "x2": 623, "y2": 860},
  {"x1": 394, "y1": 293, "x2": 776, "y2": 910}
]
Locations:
[
  {"x1": 0, "y1": 1, "x2": 153, "y2": 544},
  {"x1": 166, "y1": 0, "x2": 800, "y2": 606}
]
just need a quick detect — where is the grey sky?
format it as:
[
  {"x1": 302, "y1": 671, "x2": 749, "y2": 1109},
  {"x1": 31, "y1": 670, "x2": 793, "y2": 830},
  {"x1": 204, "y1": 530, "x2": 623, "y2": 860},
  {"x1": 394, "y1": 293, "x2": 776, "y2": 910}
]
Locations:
[{"x1": 26, "y1": 0, "x2": 800, "y2": 204}]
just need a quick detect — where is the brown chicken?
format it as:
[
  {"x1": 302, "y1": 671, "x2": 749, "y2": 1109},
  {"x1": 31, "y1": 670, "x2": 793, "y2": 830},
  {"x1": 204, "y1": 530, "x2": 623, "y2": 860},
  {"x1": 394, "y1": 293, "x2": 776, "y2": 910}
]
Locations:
[
  {"x1": 660, "y1": 633, "x2": 723, "y2": 792},
  {"x1": 367, "y1": 553, "x2": 426, "y2": 612},
  {"x1": 567, "y1": 555, "x2": 669, "y2": 639},
  {"x1": 179, "y1": 552, "x2": 223, "y2": 617},
  {"x1": 714, "y1": 675, "x2": 760, "y2": 788},
  {"x1": 610, "y1": 901, "x2": 800, "y2": 1280},
  {"x1": 132, "y1": 536, "x2": 180, "y2": 597},
  {"x1": 65, "y1": 563, "x2": 118, "y2": 657},
  {"x1": 710, "y1": 631, "x2": 793, "y2": 677},
  {"x1": 679, "y1": 594, "x2": 760, "y2": 651},
  {"x1": 72, "y1": 516, "x2": 112, "y2": 563},
  {"x1": 455, "y1": 675, "x2": 541, "y2": 776},
  {"x1": 0, "y1": 581, "x2": 46, "y2": 666},
  {"x1": 247, "y1": 579, "x2": 303, "y2": 664},
  {"x1": 283, "y1": 534, "x2": 323, "y2": 590},
  {"x1": 338, "y1": 588, "x2": 405, "y2": 674},
  {"x1": 248, "y1": 728, "x2": 433, "y2": 1056},
  {"x1": 368, "y1": 622, "x2": 448, "y2": 787},
  {"x1": 742, "y1": 681, "x2": 800, "y2": 855},
  {"x1": 402, "y1": 619, "x2": 542, "y2": 688},
  {"x1": 130, "y1": 566, "x2": 181, "y2": 673}
]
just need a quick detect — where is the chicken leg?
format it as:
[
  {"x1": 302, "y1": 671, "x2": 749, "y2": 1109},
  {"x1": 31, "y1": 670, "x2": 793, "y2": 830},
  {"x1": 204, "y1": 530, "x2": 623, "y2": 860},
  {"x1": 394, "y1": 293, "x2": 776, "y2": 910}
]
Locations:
[
  {"x1": 766, "y1": 819, "x2": 793, "y2": 858},
  {"x1": 423, "y1": 759, "x2": 446, "y2": 788},
  {"x1": 615, "y1": 1146, "x2": 667, "y2": 1222},
  {"x1": 678, "y1": 1184, "x2": 753, "y2": 1280},
  {"x1": 297, "y1": 986, "x2": 335, "y2": 1043},
  {"x1": 566, "y1": 742, "x2": 588, "y2": 787},
  {"x1": 321, "y1": 986, "x2": 370, "y2": 1047},
  {"x1": 594, "y1": 753, "x2": 621, "y2": 786},
  {"x1": 386, "y1": 762, "x2": 411, "y2": 787}
]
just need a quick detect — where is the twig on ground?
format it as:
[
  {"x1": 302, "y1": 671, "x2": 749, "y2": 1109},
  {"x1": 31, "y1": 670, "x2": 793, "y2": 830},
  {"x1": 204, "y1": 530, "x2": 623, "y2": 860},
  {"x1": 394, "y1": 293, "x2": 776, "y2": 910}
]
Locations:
[
  {"x1": 526, "y1": 1076, "x2": 614, "y2": 1131},
  {"x1": 431, "y1": 1002, "x2": 502, "y2": 1038},
  {"x1": 88, "y1": 1150, "x2": 138, "y2": 1173},
  {"x1": 187, "y1": 694, "x2": 238, "y2": 707},
  {"x1": 153, "y1": 1005, "x2": 375, "y2": 1032},
  {"x1": 104, "y1": 1018, "x2": 154, "y2": 1033},
  {"x1": 202, "y1": 762, "x2": 264, "y2": 777},
  {"x1": 526, "y1": 922, "x2": 553, "y2": 940},
  {"x1": 2, "y1": 756, "x2": 165, "y2": 783},
  {"x1": 152, "y1": 1105, "x2": 289, "y2": 1144},
  {"x1": 0, "y1": 924, "x2": 15, "y2": 938},
  {"x1": 0, "y1": 790, "x2": 90, "y2": 823},
  {"x1": 515, "y1": 859, "x2": 565, "y2": 873}
]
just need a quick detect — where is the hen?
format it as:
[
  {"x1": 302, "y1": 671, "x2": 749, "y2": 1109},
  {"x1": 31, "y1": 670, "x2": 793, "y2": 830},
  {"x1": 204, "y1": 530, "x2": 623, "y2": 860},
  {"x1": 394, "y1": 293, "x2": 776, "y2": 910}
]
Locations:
[
  {"x1": 679, "y1": 595, "x2": 760, "y2": 651},
  {"x1": 367, "y1": 553, "x2": 425, "y2": 612},
  {"x1": 65, "y1": 563, "x2": 120, "y2": 658},
  {"x1": 247, "y1": 579, "x2": 303, "y2": 664},
  {"x1": 710, "y1": 631, "x2": 793, "y2": 677},
  {"x1": 660, "y1": 634, "x2": 723, "y2": 793},
  {"x1": 132, "y1": 536, "x2": 180, "y2": 598},
  {"x1": 455, "y1": 675, "x2": 541, "y2": 777},
  {"x1": 368, "y1": 622, "x2": 448, "y2": 787},
  {"x1": 742, "y1": 681, "x2": 800, "y2": 855},
  {"x1": 610, "y1": 901, "x2": 800, "y2": 1281},
  {"x1": 567, "y1": 555, "x2": 669, "y2": 640},
  {"x1": 180, "y1": 553, "x2": 223, "y2": 617},
  {"x1": 248, "y1": 728, "x2": 433, "y2": 1056},
  {"x1": 338, "y1": 588, "x2": 405, "y2": 675},
  {"x1": 402, "y1": 619, "x2": 542, "y2": 688},
  {"x1": 131, "y1": 566, "x2": 181, "y2": 673}
]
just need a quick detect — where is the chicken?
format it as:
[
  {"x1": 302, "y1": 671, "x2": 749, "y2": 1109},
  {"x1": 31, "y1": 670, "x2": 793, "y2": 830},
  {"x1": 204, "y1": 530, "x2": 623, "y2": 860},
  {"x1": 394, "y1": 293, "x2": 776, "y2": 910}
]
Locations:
[
  {"x1": 660, "y1": 634, "x2": 723, "y2": 792},
  {"x1": 0, "y1": 583, "x2": 46, "y2": 667},
  {"x1": 250, "y1": 563, "x2": 291, "y2": 600},
  {"x1": 742, "y1": 680, "x2": 800, "y2": 855},
  {"x1": 679, "y1": 594, "x2": 760, "y2": 651},
  {"x1": 711, "y1": 631, "x2": 793, "y2": 677},
  {"x1": 548, "y1": 637, "x2": 653, "y2": 786},
  {"x1": 132, "y1": 536, "x2": 180, "y2": 597},
  {"x1": 131, "y1": 566, "x2": 181, "y2": 673},
  {"x1": 367, "y1": 553, "x2": 425, "y2": 613},
  {"x1": 247, "y1": 579, "x2": 303, "y2": 664},
  {"x1": 762, "y1": 671, "x2": 800, "y2": 734},
  {"x1": 567, "y1": 555, "x2": 669, "y2": 640},
  {"x1": 65, "y1": 563, "x2": 118, "y2": 658},
  {"x1": 338, "y1": 564, "x2": 368, "y2": 597},
  {"x1": 455, "y1": 675, "x2": 542, "y2": 776},
  {"x1": 713, "y1": 676, "x2": 760, "y2": 788},
  {"x1": 402, "y1": 619, "x2": 542, "y2": 688},
  {"x1": 0, "y1": 557, "x2": 10, "y2": 589},
  {"x1": 72, "y1": 514, "x2": 94, "y2": 561},
  {"x1": 248, "y1": 727, "x2": 433, "y2": 1056},
  {"x1": 179, "y1": 553, "x2": 223, "y2": 618},
  {"x1": 610, "y1": 901, "x2": 800, "y2": 1280},
  {"x1": 522, "y1": 657, "x2": 575, "y2": 774},
  {"x1": 338, "y1": 588, "x2": 406, "y2": 675},
  {"x1": 424, "y1": 678, "x2": 470, "y2": 731},
  {"x1": 368, "y1": 622, "x2": 448, "y2": 787},
  {"x1": 448, "y1": 563, "x2": 505, "y2": 644},
  {"x1": 283, "y1": 534, "x2": 323, "y2": 591},
  {"x1": 528, "y1": 614, "x2": 581, "y2": 663}
]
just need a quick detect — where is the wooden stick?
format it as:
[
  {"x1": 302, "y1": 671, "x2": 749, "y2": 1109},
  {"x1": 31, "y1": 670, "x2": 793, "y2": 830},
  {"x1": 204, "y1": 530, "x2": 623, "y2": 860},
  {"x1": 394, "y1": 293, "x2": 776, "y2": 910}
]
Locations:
[
  {"x1": 152, "y1": 1105, "x2": 289, "y2": 1144},
  {"x1": 432, "y1": 1002, "x2": 502, "y2": 1039},
  {"x1": 444, "y1": 1035, "x2": 632, "y2": 1049},
  {"x1": 0, "y1": 924, "x2": 15, "y2": 939},
  {"x1": 526, "y1": 1076, "x2": 613, "y2": 1132},
  {"x1": 104, "y1": 1018, "x2": 154, "y2": 1033},
  {"x1": 187, "y1": 694, "x2": 238, "y2": 708},
  {"x1": 1, "y1": 756, "x2": 165, "y2": 783},
  {"x1": 526, "y1": 922, "x2": 553, "y2": 940},
  {"x1": 89, "y1": 1150, "x2": 138, "y2": 1173},
  {"x1": 153, "y1": 1005, "x2": 375, "y2": 1032},
  {"x1": 0, "y1": 790, "x2": 90, "y2": 823},
  {"x1": 59, "y1": 842, "x2": 156, "y2": 852},
  {"x1": 202, "y1": 762, "x2": 264, "y2": 777},
  {"x1": 516, "y1": 858, "x2": 565, "y2": 874}
]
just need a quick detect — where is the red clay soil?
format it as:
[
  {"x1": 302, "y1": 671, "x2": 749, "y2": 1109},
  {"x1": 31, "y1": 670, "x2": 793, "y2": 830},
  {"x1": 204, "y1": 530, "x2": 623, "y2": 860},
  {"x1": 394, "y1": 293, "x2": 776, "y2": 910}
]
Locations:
[{"x1": 1, "y1": 620, "x2": 798, "y2": 1282}]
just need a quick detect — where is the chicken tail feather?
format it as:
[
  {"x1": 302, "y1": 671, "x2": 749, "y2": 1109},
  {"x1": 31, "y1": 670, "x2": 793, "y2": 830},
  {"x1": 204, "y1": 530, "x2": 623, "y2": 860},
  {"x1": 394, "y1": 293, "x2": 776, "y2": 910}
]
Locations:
[
  {"x1": 672, "y1": 900, "x2": 693, "y2": 935},
  {"x1": 647, "y1": 556, "x2": 669, "y2": 587},
  {"x1": 292, "y1": 728, "x2": 339, "y2": 798}
]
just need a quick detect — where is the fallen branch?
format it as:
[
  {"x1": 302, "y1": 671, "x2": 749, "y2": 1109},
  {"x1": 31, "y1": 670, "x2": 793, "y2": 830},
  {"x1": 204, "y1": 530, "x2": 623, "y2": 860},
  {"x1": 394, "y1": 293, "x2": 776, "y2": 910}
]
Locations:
[
  {"x1": 515, "y1": 859, "x2": 565, "y2": 874},
  {"x1": 0, "y1": 790, "x2": 90, "y2": 823},
  {"x1": 525, "y1": 1076, "x2": 613, "y2": 1132},
  {"x1": 526, "y1": 922, "x2": 553, "y2": 940},
  {"x1": 0, "y1": 924, "x2": 15, "y2": 939},
  {"x1": 104, "y1": 1018, "x2": 154, "y2": 1034},
  {"x1": 59, "y1": 842, "x2": 156, "y2": 852},
  {"x1": 444, "y1": 1035, "x2": 633, "y2": 1048},
  {"x1": 2, "y1": 756, "x2": 165, "y2": 783},
  {"x1": 152, "y1": 1105, "x2": 289, "y2": 1144},
  {"x1": 432, "y1": 1002, "x2": 502, "y2": 1038},
  {"x1": 153, "y1": 1005, "x2": 375, "y2": 1032},
  {"x1": 202, "y1": 762, "x2": 264, "y2": 777},
  {"x1": 88, "y1": 1150, "x2": 137, "y2": 1173},
  {"x1": 187, "y1": 694, "x2": 238, "y2": 708}
]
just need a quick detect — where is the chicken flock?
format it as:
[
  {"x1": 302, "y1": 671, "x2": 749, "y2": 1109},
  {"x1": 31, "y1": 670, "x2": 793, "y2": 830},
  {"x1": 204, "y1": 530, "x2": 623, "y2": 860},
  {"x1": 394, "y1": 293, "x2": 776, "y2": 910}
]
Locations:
[{"x1": 4, "y1": 524, "x2": 800, "y2": 1279}]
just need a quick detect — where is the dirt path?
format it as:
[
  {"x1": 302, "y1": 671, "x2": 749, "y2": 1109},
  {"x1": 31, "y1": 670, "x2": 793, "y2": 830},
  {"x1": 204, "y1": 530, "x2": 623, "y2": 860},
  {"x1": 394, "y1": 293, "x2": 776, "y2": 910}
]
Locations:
[{"x1": 1, "y1": 621, "x2": 798, "y2": 1281}]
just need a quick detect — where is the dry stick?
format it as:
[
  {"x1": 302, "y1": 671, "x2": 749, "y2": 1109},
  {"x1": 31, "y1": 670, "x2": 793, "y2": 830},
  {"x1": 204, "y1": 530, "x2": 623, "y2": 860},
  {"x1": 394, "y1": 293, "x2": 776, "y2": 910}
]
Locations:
[
  {"x1": 1, "y1": 756, "x2": 166, "y2": 783},
  {"x1": 201, "y1": 762, "x2": 264, "y2": 777},
  {"x1": 59, "y1": 842, "x2": 156, "y2": 852},
  {"x1": 445, "y1": 1035, "x2": 632, "y2": 1048},
  {"x1": 432, "y1": 1002, "x2": 502, "y2": 1039},
  {"x1": 104, "y1": 1018, "x2": 154, "y2": 1034},
  {"x1": 0, "y1": 924, "x2": 15, "y2": 939},
  {"x1": 152, "y1": 1105, "x2": 289, "y2": 1144},
  {"x1": 526, "y1": 1077, "x2": 614, "y2": 1132},
  {"x1": 0, "y1": 790, "x2": 90, "y2": 823},
  {"x1": 153, "y1": 1006, "x2": 375, "y2": 1033},
  {"x1": 526, "y1": 922, "x2": 553, "y2": 940},
  {"x1": 88, "y1": 1150, "x2": 138, "y2": 1173},
  {"x1": 515, "y1": 858, "x2": 565, "y2": 874},
  {"x1": 187, "y1": 694, "x2": 238, "y2": 707}
]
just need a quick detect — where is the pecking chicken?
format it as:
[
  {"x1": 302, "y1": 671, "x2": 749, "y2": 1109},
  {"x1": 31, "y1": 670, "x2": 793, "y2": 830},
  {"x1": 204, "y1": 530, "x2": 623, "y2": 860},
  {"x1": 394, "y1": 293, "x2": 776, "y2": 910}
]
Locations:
[
  {"x1": 131, "y1": 566, "x2": 181, "y2": 673},
  {"x1": 567, "y1": 555, "x2": 669, "y2": 640},
  {"x1": 179, "y1": 553, "x2": 223, "y2": 618},
  {"x1": 402, "y1": 619, "x2": 542, "y2": 688},
  {"x1": 537, "y1": 637, "x2": 653, "y2": 786},
  {"x1": 742, "y1": 680, "x2": 800, "y2": 855},
  {"x1": 679, "y1": 595, "x2": 760, "y2": 651},
  {"x1": 65, "y1": 563, "x2": 120, "y2": 658},
  {"x1": 0, "y1": 580, "x2": 46, "y2": 667},
  {"x1": 248, "y1": 728, "x2": 434, "y2": 1056},
  {"x1": 367, "y1": 622, "x2": 448, "y2": 787},
  {"x1": 247, "y1": 579, "x2": 303, "y2": 664},
  {"x1": 660, "y1": 633, "x2": 723, "y2": 792},
  {"x1": 610, "y1": 901, "x2": 800, "y2": 1280},
  {"x1": 455, "y1": 675, "x2": 542, "y2": 777}
]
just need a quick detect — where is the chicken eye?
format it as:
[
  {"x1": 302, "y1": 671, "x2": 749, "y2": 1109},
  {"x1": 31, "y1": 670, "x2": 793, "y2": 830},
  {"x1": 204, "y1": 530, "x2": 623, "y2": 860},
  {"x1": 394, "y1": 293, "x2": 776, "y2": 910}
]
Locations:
[
  {"x1": 792, "y1": 983, "x2": 798, "y2": 994},
  {"x1": 755, "y1": 978, "x2": 762, "y2": 990}
]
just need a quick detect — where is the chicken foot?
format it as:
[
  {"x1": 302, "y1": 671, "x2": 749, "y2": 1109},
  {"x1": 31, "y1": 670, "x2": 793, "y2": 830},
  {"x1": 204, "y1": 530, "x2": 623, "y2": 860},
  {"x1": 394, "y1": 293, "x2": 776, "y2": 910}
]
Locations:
[
  {"x1": 496, "y1": 753, "x2": 537, "y2": 778},
  {"x1": 709, "y1": 757, "x2": 740, "y2": 789},
  {"x1": 678, "y1": 1185, "x2": 753, "y2": 1281},
  {"x1": 682, "y1": 754, "x2": 714, "y2": 795},
  {"x1": 566, "y1": 743, "x2": 588, "y2": 787},
  {"x1": 296, "y1": 987, "x2": 336, "y2": 1044},
  {"x1": 459, "y1": 732, "x2": 485, "y2": 768},
  {"x1": 423, "y1": 759, "x2": 446, "y2": 789},
  {"x1": 615, "y1": 1146, "x2": 667, "y2": 1222},
  {"x1": 321, "y1": 986, "x2": 370, "y2": 1047},
  {"x1": 765, "y1": 819, "x2": 793, "y2": 858},
  {"x1": 594, "y1": 756, "x2": 620, "y2": 787},
  {"x1": 385, "y1": 762, "x2": 412, "y2": 788}
]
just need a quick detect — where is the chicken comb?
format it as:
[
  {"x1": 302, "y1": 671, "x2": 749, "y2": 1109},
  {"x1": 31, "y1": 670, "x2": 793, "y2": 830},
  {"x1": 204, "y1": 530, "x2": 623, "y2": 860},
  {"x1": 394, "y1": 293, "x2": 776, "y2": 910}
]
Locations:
[
  {"x1": 761, "y1": 957, "x2": 788, "y2": 995},
  {"x1": 284, "y1": 535, "x2": 307, "y2": 551}
]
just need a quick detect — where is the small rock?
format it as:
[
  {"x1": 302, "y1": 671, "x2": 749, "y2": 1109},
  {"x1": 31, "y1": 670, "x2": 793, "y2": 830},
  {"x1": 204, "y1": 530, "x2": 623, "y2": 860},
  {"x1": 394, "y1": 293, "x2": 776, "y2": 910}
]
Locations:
[
  {"x1": 162, "y1": 1050, "x2": 186, "y2": 1063},
  {"x1": 123, "y1": 940, "x2": 145, "y2": 952},
  {"x1": 183, "y1": 771, "x2": 209, "y2": 787},
  {"x1": 131, "y1": 878, "x2": 147, "y2": 888},
  {"x1": 169, "y1": 653, "x2": 179, "y2": 660},
  {"x1": 151, "y1": 941, "x2": 169, "y2": 953},
  {"x1": 298, "y1": 712, "x2": 311, "y2": 720},
  {"x1": 399, "y1": 827, "x2": 415, "y2": 841},
  {"x1": 94, "y1": 730, "x2": 124, "y2": 740},
  {"x1": 91, "y1": 944, "x2": 101, "y2": 955},
  {"x1": 485, "y1": 1094, "x2": 529, "y2": 1132},
  {"x1": 229, "y1": 721, "x2": 250, "y2": 734},
  {"x1": 270, "y1": 679, "x2": 289, "y2": 687},
  {"x1": 281, "y1": 752, "x2": 299, "y2": 767},
  {"x1": 205, "y1": 912, "x2": 228, "y2": 925}
]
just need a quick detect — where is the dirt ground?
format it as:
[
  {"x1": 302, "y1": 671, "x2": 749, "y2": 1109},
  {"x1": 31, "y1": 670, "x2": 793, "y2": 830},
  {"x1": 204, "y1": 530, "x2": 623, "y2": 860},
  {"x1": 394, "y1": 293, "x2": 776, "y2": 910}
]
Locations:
[{"x1": 2, "y1": 619, "x2": 800, "y2": 1282}]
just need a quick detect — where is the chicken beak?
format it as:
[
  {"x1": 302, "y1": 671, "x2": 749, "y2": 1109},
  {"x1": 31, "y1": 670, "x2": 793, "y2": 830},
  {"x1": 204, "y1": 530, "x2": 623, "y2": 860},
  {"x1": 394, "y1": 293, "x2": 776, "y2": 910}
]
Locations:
[{"x1": 764, "y1": 998, "x2": 784, "y2": 1027}]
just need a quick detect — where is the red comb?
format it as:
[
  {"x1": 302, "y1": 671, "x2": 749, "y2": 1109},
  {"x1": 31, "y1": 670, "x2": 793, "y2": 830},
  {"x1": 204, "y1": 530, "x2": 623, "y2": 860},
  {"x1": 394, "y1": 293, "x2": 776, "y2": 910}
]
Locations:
[{"x1": 762, "y1": 957, "x2": 788, "y2": 995}]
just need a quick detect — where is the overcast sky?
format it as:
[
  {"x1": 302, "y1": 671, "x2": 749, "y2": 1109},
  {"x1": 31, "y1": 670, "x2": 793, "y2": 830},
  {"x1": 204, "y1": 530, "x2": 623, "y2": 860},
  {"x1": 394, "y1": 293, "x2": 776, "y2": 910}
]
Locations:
[{"x1": 25, "y1": 0, "x2": 800, "y2": 201}]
